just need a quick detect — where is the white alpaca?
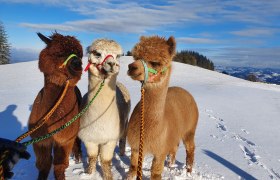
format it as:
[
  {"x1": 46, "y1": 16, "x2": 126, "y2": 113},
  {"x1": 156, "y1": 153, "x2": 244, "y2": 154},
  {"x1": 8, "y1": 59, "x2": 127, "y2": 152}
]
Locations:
[{"x1": 78, "y1": 39, "x2": 131, "y2": 179}]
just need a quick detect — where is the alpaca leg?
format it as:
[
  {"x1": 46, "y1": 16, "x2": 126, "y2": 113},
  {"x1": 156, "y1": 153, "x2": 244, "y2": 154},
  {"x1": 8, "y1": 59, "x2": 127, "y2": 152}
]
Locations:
[
  {"x1": 84, "y1": 142, "x2": 99, "y2": 174},
  {"x1": 119, "y1": 136, "x2": 126, "y2": 156},
  {"x1": 33, "y1": 143, "x2": 53, "y2": 180},
  {"x1": 72, "y1": 137, "x2": 82, "y2": 163},
  {"x1": 53, "y1": 141, "x2": 74, "y2": 180},
  {"x1": 183, "y1": 133, "x2": 195, "y2": 173},
  {"x1": 119, "y1": 118, "x2": 128, "y2": 156},
  {"x1": 127, "y1": 149, "x2": 139, "y2": 180},
  {"x1": 100, "y1": 141, "x2": 116, "y2": 180},
  {"x1": 151, "y1": 154, "x2": 166, "y2": 180},
  {"x1": 168, "y1": 144, "x2": 179, "y2": 167}
]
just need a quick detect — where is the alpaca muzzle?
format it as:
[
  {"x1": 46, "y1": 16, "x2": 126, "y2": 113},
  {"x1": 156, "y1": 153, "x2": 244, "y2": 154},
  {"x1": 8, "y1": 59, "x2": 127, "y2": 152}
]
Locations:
[
  {"x1": 84, "y1": 54, "x2": 117, "y2": 74},
  {"x1": 128, "y1": 60, "x2": 169, "y2": 84}
]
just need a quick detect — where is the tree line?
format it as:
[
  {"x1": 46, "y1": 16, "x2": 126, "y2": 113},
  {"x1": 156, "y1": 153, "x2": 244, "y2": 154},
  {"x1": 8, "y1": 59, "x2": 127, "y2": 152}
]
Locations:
[
  {"x1": 173, "y1": 50, "x2": 214, "y2": 70},
  {"x1": 0, "y1": 21, "x2": 10, "y2": 65}
]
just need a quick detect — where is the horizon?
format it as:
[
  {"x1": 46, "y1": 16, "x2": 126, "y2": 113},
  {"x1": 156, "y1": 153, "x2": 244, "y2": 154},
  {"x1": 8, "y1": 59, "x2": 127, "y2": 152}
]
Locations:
[{"x1": 0, "y1": 0, "x2": 280, "y2": 68}]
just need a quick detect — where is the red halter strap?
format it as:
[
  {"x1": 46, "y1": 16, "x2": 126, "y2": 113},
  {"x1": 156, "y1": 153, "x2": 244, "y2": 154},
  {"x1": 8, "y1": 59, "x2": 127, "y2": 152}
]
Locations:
[{"x1": 84, "y1": 54, "x2": 114, "y2": 72}]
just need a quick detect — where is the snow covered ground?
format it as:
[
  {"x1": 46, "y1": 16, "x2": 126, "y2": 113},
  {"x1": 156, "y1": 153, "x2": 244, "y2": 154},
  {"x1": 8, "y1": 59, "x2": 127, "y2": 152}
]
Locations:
[{"x1": 0, "y1": 56, "x2": 279, "y2": 179}]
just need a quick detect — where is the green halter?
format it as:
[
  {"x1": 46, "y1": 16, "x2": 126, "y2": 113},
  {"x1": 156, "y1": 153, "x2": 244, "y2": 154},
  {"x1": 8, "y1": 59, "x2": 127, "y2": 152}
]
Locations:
[
  {"x1": 59, "y1": 54, "x2": 77, "y2": 68},
  {"x1": 140, "y1": 60, "x2": 168, "y2": 83}
]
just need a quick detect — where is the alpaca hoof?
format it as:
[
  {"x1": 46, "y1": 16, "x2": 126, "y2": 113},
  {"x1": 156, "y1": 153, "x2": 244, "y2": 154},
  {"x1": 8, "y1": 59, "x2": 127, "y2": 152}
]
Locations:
[
  {"x1": 103, "y1": 174, "x2": 113, "y2": 180},
  {"x1": 74, "y1": 152, "x2": 82, "y2": 163},
  {"x1": 102, "y1": 169, "x2": 113, "y2": 180},
  {"x1": 126, "y1": 173, "x2": 135, "y2": 180},
  {"x1": 38, "y1": 172, "x2": 48, "y2": 180},
  {"x1": 186, "y1": 165, "x2": 192, "y2": 173},
  {"x1": 86, "y1": 167, "x2": 94, "y2": 174},
  {"x1": 168, "y1": 160, "x2": 175, "y2": 168},
  {"x1": 101, "y1": 160, "x2": 113, "y2": 180},
  {"x1": 151, "y1": 173, "x2": 162, "y2": 180},
  {"x1": 86, "y1": 155, "x2": 97, "y2": 174},
  {"x1": 54, "y1": 172, "x2": 66, "y2": 180},
  {"x1": 75, "y1": 156, "x2": 82, "y2": 164}
]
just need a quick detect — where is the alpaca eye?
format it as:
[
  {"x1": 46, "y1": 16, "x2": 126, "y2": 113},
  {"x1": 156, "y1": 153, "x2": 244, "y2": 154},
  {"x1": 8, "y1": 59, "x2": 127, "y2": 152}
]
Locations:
[
  {"x1": 150, "y1": 61, "x2": 160, "y2": 67},
  {"x1": 91, "y1": 51, "x2": 101, "y2": 59}
]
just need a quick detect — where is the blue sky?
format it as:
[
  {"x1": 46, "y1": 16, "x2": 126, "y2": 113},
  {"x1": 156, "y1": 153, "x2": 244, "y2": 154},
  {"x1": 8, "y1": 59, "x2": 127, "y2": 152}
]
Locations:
[{"x1": 0, "y1": 0, "x2": 279, "y2": 68}]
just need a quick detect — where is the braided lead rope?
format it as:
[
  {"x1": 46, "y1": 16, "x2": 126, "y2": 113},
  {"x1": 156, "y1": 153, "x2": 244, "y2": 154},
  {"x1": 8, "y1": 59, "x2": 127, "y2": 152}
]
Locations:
[
  {"x1": 0, "y1": 155, "x2": 5, "y2": 180},
  {"x1": 22, "y1": 79, "x2": 105, "y2": 147},
  {"x1": 0, "y1": 80, "x2": 70, "y2": 180},
  {"x1": 15, "y1": 80, "x2": 70, "y2": 143},
  {"x1": 136, "y1": 85, "x2": 145, "y2": 180}
]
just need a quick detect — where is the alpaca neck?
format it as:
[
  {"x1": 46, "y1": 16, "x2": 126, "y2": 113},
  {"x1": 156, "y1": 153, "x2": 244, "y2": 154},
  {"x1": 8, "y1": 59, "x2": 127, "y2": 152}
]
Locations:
[
  {"x1": 88, "y1": 74, "x2": 117, "y2": 96},
  {"x1": 143, "y1": 69, "x2": 171, "y2": 119},
  {"x1": 42, "y1": 80, "x2": 74, "y2": 109},
  {"x1": 44, "y1": 74, "x2": 67, "y2": 87},
  {"x1": 44, "y1": 79, "x2": 69, "y2": 92}
]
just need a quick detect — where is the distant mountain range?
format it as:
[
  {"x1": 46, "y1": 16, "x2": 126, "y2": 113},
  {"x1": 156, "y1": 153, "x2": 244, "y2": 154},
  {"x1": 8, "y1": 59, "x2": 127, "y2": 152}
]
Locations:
[{"x1": 215, "y1": 66, "x2": 280, "y2": 85}]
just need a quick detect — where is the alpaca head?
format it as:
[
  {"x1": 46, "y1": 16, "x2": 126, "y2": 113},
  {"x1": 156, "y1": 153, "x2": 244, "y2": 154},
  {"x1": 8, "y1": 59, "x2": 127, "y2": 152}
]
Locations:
[
  {"x1": 38, "y1": 32, "x2": 83, "y2": 86},
  {"x1": 85, "y1": 39, "x2": 122, "y2": 79},
  {"x1": 127, "y1": 36, "x2": 176, "y2": 84}
]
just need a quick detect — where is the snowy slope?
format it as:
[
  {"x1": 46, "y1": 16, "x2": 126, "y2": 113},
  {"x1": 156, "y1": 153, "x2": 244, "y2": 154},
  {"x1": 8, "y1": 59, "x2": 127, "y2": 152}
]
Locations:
[{"x1": 0, "y1": 57, "x2": 279, "y2": 179}]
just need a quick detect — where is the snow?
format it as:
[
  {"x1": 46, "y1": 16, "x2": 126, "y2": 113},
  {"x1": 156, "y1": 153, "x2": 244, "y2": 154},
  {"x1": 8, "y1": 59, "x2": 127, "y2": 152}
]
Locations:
[{"x1": 0, "y1": 56, "x2": 280, "y2": 179}]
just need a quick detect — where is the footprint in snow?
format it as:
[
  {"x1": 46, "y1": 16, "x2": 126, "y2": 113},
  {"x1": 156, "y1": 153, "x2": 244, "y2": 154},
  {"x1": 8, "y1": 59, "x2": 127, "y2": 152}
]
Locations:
[
  {"x1": 72, "y1": 168, "x2": 84, "y2": 174},
  {"x1": 241, "y1": 128, "x2": 250, "y2": 134},
  {"x1": 217, "y1": 122, "x2": 227, "y2": 131},
  {"x1": 239, "y1": 145, "x2": 260, "y2": 165},
  {"x1": 233, "y1": 135, "x2": 256, "y2": 147}
]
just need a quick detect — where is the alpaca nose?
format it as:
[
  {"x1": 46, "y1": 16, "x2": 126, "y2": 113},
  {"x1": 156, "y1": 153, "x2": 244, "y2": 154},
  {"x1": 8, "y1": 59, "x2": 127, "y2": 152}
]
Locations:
[
  {"x1": 128, "y1": 63, "x2": 138, "y2": 73},
  {"x1": 103, "y1": 60, "x2": 116, "y2": 72},
  {"x1": 107, "y1": 61, "x2": 116, "y2": 67}
]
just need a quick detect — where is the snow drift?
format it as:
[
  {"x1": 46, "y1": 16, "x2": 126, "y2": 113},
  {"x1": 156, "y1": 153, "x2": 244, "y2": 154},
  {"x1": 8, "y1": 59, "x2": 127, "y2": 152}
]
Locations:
[{"x1": 0, "y1": 56, "x2": 279, "y2": 179}]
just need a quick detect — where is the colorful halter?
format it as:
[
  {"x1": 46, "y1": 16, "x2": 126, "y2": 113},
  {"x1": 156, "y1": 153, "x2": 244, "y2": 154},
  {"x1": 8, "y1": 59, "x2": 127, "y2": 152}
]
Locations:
[
  {"x1": 84, "y1": 54, "x2": 114, "y2": 72},
  {"x1": 140, "y1": 60, "x2": 168, "y2": 83},
  {"x1": 59, "y1": 54, "x2": 77, "y2": 69}
]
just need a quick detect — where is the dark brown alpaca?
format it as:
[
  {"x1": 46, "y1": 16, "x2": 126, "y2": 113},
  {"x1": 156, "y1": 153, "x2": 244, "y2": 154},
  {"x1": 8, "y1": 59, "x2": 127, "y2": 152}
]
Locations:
[
  {"x1": 28, "y1": 33, "x2": 83, "y2": 180},
  {"x1": 127, "y1": 36, "x2": 199, "y2": 179}
]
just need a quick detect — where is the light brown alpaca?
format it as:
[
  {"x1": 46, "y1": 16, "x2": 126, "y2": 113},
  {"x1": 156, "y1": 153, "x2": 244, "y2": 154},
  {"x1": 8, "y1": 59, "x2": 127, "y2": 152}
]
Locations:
[{"x1": 127, "y1": 36, "x2": 199, "y2": 179}]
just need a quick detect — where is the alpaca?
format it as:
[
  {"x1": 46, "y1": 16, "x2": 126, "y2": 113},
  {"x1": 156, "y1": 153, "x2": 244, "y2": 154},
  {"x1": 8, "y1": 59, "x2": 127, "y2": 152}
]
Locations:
[
  {"x1": 28, "y1": 32, "x2": 83, "y2": 180},
  {"x1": 78, "y1": 39, "x2": 131, "y2": 179},
  {"x1": 127, "y1": 36, "x2": 199, "y2": 179}
]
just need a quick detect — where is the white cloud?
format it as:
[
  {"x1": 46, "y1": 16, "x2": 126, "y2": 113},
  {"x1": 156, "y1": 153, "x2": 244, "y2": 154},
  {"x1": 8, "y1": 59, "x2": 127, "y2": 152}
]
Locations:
[
  {"x1": 231, "y1": 28, "x2": 278, "y2": 37},
  {"x1": 3, "y1": 0, "x2": 280, "y2": 68},
  {"x1": 13, "y1": 0, "x2": 280, "y2": 34},
  {"x1": 177, "y1": 37, "x2": 220, "y2": 44},
  {"x1": 195, "y1": 47, "x2": 280, "y2": 68},
  {"x1": 19, "y1": 23, "x2": 77, "y2": 32}
]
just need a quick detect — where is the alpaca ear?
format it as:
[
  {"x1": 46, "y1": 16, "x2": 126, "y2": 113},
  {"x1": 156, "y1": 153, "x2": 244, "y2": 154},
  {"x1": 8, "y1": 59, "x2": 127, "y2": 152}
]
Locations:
[
  {"x1": 37, "y1": 32, "x2": 51, "y2": 45},
  {"x1": 140, "y1": 36, "x2": 146, "y2": 41},
  {"x1": 167, "y1": 36, "x2": 176, "y2": 56}
]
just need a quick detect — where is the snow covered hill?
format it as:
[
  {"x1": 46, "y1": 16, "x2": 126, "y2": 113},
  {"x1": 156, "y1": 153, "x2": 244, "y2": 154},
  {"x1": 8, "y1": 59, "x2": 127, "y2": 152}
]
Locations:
[
  {"x1": 215, "y1": 66, "x2": 280, "y2": 85},
  {"x1": 0, "y1": 57, "x2": 279, "y2": 179}
]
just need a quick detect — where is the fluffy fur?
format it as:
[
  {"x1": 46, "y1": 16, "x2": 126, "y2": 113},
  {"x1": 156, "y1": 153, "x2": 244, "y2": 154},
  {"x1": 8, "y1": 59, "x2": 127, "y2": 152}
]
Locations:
[
  {"x1": 78, "y1": 39, "x2": 131, "y2": 180},
  {"x1": 28, "y1": 33, "x2": 83, "y2": 180},
  {"x1": 127, "y1": 36, "x2": 199, "y2": 179}
]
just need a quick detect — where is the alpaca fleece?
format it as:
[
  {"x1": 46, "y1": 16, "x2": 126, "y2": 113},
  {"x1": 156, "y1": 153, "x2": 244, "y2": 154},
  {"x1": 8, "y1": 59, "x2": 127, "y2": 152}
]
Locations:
[
  {"x1": 28, "y1": 32, "x2": 83, "y2": 180},
  {"x1": 78, "y1": 39, "x2": 130, "y2": 180},
  {"x1": 127, "y1": 36, "x2": 199, "y2": 180}
]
